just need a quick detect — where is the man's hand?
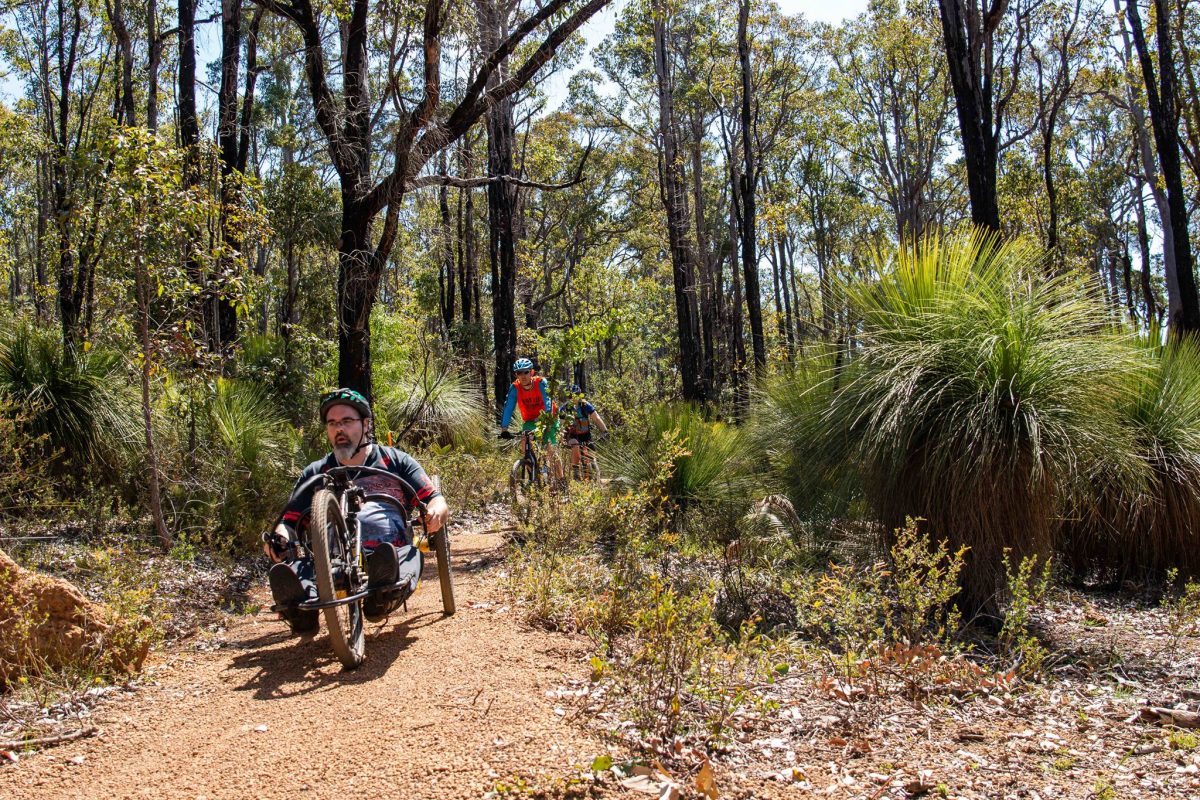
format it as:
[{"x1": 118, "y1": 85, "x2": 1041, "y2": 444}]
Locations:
[
  {"x1": 262, "y1": 523, "x2": 294, "y2": 563},
  {"x1": 424, "y1": 495, "x2": 450, "y2": 533}
]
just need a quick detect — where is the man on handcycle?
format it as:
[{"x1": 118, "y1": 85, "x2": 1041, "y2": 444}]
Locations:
[
  {"x1": 263, "y1": 388, "x2": 450, "y2": 635},
  {"x1": 562, "y1": 384, "x2": 608, "y2": 479},
  {"x1": 498, "y1": 358, "x2": 563, "y2": 482}
]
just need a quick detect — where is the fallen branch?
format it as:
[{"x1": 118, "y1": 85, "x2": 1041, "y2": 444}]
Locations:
[
  {"x1": 1138, "y1": 707, "x2": 1200, "y2": 728},
  {"x1": 0, "y1": 726, "x2": 98, "y2": 750}
]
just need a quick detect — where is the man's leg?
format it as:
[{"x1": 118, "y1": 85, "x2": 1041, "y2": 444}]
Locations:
[{"x1": 268, "y1": 558, "x2": 319, "y2": 635}]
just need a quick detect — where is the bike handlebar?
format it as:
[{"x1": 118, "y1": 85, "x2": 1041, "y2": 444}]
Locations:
[{"x1": 274, "y1": 464, "x2": 428, "y2": 530}]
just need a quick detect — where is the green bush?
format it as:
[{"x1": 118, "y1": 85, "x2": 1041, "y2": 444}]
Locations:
[
  {"x1": 1061, "y1": 338, "x2": 1200, "y2": 581},
  {"x1": 0, "y1": 322, "x2": 138, "y2": 475},
  {"x1": 166, "y1": 378, "x2": 298, "y2": 549},
  {"x1": 786, "y1": 230, "x2": 1139, "y2": 618},
  {"x1": 375, "y1": 362, "x2": 488, "y2": 449},
  {"x1": 602, "y1": 403, "x2": 751, "y2": 533}
]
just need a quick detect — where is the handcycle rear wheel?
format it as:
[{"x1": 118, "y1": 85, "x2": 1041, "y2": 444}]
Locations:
[
  {"x1": 430, "y1": 475, "x2": 456, "y2": 615},
  {"x1": 310, "y1": 488, "x2": 365, "y2": 669}
]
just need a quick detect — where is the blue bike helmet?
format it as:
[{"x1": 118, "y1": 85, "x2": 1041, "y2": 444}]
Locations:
[{"x1": 512, "y1": 357, "x2": 534, "y2": 371}]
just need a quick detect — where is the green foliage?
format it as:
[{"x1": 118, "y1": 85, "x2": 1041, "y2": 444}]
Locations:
[
  {"x1": 166, "y1": 379, "x2": 298, "y2": 550},
  {"x1": 790, "y1": 522, "x2": 972, "y2": 693},
  {"x1": 603, "y1": 403, "x2": 750, "y2": 524},
  {"x1": 778, "y1": 230, "x2": 1140, "y2": 617},
  {"x1": 997, "y1": 551, "x2": 1053, "y2": 678},
  {"x1": 376, "y1": 362, "x2": 487, "y2": 449},
  {"x1": 1062, "y1": 338, "x2": 1200, "y2": 581},
  {"x1": 0, "y1": 397, "x2": 53, "y2": 515},
  {"x1": 1160, "y1": 568, "x2": 1200, "y2": 648},
  {"x1": 0, "y1": 322, "x2": 137, "y2": 475}
]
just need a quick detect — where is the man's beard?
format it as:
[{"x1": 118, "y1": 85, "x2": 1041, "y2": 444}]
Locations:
[{"x1": 332, "y1": 436, "x2": 359, "y2": 462}]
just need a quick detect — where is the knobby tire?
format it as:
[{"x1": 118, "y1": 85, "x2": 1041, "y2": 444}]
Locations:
[
  {"x1": 310, "y1": 488, "x2": 365, "y2": 669},
  {"x1": 430, "y1": 475, "x2": 456, "y2": 615}
]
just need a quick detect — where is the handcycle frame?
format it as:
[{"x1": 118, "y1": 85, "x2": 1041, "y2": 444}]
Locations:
[{"x1": 268, "y1": 464, "x2": 455, "y2": 668}]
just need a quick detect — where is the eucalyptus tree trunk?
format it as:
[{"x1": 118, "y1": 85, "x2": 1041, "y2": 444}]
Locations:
[
  {"x1": 147, "y1": 0, "x2": 160, "y2": 132},
  {"x1": 178, "y1": 0, "x2": 200, "y2": 151},
  {"x1": 1125, "y1": 0, "x2": 1200, "y2": 335},
  {"x1": 1115, "y1": 0, "x2": 1177, "y2": 317},
  {"x1": 935, "y1": 0, "x2": 1011, "y2": 233},
  {"x1": 737, "y1": 0, "x2": 766, "y2": 376},
  {"x1": 104, "y1": 0, "x2": 136, "y2": 126},
  {"x1": 481, "y1": 0, "x2": 520, "y2": 410},
  {"x1": 134, "y1": 249, "x2": 172, "y2": 551},
  {"x1": 1135, "y1": 187, "x2": 1160, "y2": 325},
  {"x1": 652, "y1": 0, "x2": 704, "y2": 402},
  {"x1": 438, "y1": 149, "x2": 456, "y2": 337}
]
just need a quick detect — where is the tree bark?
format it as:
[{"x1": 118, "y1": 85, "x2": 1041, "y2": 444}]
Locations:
[
  {"x1": 1135, "y1": 185, "x2": 1160, "y2": 325},
  {"x1": 438, "y1": 148, "x2": 456, "y2": 336},
  {"x1": 652, "y1": 0, "x2": 704, "y2": 401},
  {"x1": 482, "y1": 0, "x2": 520, "y2": 411},
  {"x1": 178, "y1": 0, "x2": 200, "y2": 150},
  {"x1": 104, "y1": 0, "x2": 136, "y2": 126},
  {"x1": 935, "y1": 0, "x2": 1009, "y2": 233},
  {"x1": 215, "y1": 0, "x2": 245, "y2": 353},
  {"x1": 737, "y1": 0, "x2": 766, "y2": 375},
  {"x1": 147, "y1": 0, "x2": 160, "y2": 132},
  {"x1": 1126, "y1": 0, "x2": 1200, "y2": 335}
]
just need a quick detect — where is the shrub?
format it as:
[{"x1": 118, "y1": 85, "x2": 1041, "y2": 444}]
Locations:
[
  {"x1": 602, "y1": 403, "x2": 751, "y2": 534},
  {"x1": 166, "y1": 378, "x2": 298, "y2": 550},
  {"x1": 375, "y1": 362, "x2": 488, "y2": 449}
]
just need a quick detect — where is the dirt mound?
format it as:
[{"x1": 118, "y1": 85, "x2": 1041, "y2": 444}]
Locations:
[{"x1": 0, "y1": 548, "x2": 148, "y2": 685}]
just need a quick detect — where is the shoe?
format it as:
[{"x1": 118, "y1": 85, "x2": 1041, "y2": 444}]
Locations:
[
  {"x1": 269, "y1": 562, "x2": 318, "y2": 635},
  {"x1": 363, "y1": 544, "x2": 400, "y2": 622},
  {"x1": 366, "y1": 543, "x2": 399, "y2": 589}
]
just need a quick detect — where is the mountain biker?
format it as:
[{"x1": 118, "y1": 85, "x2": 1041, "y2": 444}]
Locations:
[
  {"x1": 562, "y1": 384, "x2": 608, "y2": 478},
  {"x1": 263, "y1": 388, "x2": 450, "y2": 634},
  {"x1": 498, "y1": 358, "x2": 563, "y2": 482}
]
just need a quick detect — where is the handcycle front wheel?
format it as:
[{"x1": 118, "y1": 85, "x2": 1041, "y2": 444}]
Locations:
[{"x1": 310, "y1": 488, "x2": 365, "y2": 669}]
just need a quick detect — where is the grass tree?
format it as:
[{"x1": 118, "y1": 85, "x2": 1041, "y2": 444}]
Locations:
[
  {"x1": 1062, "y1": 338, "x2": 1200, "y2": 581},
  {"x1": 783, "y1": 231, "x2": 1142, "y2": 619}
]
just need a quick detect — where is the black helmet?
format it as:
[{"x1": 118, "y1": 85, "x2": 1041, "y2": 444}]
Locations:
[{"x1": 319, "y1": 388, "x2": 372, "y2": 423}]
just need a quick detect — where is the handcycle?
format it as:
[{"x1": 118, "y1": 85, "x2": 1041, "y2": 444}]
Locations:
[{"x1": 264, "y1": 465, "x2": 455, "y2": 669}]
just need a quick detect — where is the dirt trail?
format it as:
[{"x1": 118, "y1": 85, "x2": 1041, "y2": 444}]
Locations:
[{"x1": 0, "y1": 528, "x2": 621, "y2": 800}]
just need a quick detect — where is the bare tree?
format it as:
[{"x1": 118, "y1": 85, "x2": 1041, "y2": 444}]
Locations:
[{"x1": 252, "y1": 0, "x2": 610, "y2": 398}]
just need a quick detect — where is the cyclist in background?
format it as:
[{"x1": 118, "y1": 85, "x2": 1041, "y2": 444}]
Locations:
[
  {"x1": 562, "y1": 384, "x2": 608, "y2": 479},
  {"x1": 498, "y1": 358, "x2": 563, "y2": 483}
]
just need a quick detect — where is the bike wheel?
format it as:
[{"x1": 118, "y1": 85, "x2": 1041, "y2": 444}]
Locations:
[
  {"x1": 509, "y1": 458, "x2": 527, "y2": 504},
  {"x1": 310, "y1": 488, "x2": 365, "y2": 669},
  {"x1": 430, "y1": 476, "x2": 456, "y2": 615}
]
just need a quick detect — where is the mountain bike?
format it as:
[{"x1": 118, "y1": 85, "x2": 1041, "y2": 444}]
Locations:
[
  {"x1": 564, "y1": 433, "x2": 604, "y2": 484},
  {"x1": 505, "y1": 428, "x2": 543, "y2": 504},
  {"x1": 266, "y1": 465, "x2": 455, "y2": 669}
]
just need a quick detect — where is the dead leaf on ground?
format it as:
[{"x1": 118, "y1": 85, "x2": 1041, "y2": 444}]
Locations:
[{"x1": 695, "y1": 758, "x2": 719, "y2": 799}]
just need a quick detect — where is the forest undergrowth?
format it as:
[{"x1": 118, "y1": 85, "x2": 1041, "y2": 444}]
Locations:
[{"x1": 496, "y1": 439, "x2": 1200, "y2": 798}]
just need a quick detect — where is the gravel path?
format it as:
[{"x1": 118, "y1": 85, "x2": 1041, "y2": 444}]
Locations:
[{"x1": 0, "y1": 528, "x2": 621, "y2": 800}]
